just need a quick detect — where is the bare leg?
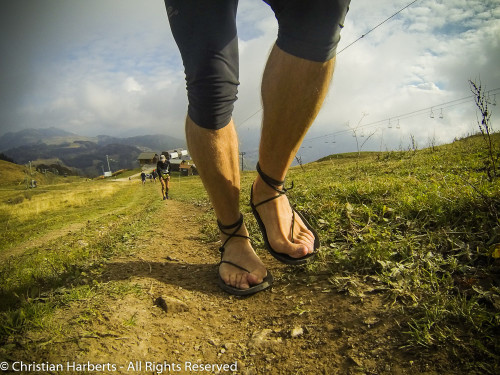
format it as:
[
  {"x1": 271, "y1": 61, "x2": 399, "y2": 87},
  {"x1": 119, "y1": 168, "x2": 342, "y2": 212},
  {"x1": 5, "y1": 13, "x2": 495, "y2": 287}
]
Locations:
[
  {"x1": 165, "y1": 176, "x2": 170, "y2": 198},
  {"x1": 160, "y1": 179, "x2": 166, "y2": 199},
  {"x1": 253, "y1": 45, "x2": 335, "y2": 258},
  {"x1": 185, "y1": 116, "x2": 267, "y2": 290}
]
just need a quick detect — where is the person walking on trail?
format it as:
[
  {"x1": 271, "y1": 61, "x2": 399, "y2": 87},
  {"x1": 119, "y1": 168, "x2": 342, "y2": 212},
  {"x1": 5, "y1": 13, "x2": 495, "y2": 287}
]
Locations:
[
  {"x1": 165, "y1": 0, "x2": 350, "y2": 296},
  {"x1": 152, "y1": 169, "x2": 158, "y2": 183},
  {"x1": 157, "y1": 154, "x2": 171, "y2": 200},
  {"x1": 140, "y1": 172, "x2": 146, "y2": 185}
]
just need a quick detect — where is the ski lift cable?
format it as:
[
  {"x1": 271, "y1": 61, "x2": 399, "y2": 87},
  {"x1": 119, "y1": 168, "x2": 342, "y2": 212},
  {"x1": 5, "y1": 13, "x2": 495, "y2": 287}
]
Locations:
[
  {"x1": 337, "y1": 0, "x2": 419, "y2": 55},
  {"x1": 298, "y1": 87, "x2": 500, "y2": 145},
  {"x1": 235, "y1": 0, "x2": 420, "y2": 130},
  {"x1": 240, "y1": 88, "x2": 499, "y2": 154}
]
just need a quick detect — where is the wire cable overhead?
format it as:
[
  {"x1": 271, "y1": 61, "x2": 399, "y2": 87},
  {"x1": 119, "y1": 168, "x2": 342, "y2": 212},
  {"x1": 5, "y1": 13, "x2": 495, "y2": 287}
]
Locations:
[
  {"x1": 337, "y1": 0, "x2": 419, "y2": 55},
  {"x1": 236, "y1": 0, "x2": 421, "y2": 130}
]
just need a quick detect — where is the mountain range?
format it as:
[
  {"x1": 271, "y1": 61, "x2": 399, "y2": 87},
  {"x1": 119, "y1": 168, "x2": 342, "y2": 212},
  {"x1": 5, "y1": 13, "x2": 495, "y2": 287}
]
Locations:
[{"x1": 0, "y1": 127, "x2": 185, "y2": 177}]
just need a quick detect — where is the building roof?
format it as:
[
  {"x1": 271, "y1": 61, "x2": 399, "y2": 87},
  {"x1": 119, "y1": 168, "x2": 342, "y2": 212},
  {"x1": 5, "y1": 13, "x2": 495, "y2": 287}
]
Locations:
[{"x1": 137, "y1": 152, "x2": 157, "y2": 160}]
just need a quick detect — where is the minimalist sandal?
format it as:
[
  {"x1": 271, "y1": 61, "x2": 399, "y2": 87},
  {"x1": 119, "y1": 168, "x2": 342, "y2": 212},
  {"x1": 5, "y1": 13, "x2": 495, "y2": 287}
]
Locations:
[
  {"x1": 250, "y1": 163, "x2": 319, "y2": 265},
  {"x1": 217, "y1": 213, "x2": 273, "y2": 296}
]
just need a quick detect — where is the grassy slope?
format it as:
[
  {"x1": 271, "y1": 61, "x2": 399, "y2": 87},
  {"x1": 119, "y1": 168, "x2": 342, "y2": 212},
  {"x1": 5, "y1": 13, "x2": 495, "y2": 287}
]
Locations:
[
  {"x1": 0, "y1": 160, "x2": 25, "y2": 184},
  {"x1": 0, "y1": 134, "x2": 499, "y2": 372},
  {"x1": 0, "y1": 177, "x2": 164, "y2": 338},
  {"x1": 297, "y1": 135, "x2": 500, "y2": 372}
]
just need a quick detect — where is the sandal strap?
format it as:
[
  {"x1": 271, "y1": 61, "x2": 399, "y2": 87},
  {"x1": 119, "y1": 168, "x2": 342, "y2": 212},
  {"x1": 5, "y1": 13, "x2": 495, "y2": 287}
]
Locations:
[
  {"x1": 219, "y1": 260, "x2": 250, "y2": 273},
  {"x1": 253, "y1": 163, "x2": 296, "y2": 243},
  {"x1": 256, "y1": 163, "x2": 294, "y2": 194},
  {"x1": 253, "y1": 163, "x2": 294, "y2": 209},
  {"x1": 256, "y1": 163, "x2": 284, "y2": 189},
  {"x1": 217, "y1": 213, "x2": 244, "y2": 231},
  {"x1": 217, "y1": 213, "x2": 250, "y2": 254}
]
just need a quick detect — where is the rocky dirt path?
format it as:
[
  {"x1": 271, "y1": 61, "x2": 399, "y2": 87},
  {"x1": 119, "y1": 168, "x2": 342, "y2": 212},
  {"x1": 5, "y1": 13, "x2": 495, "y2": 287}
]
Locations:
[{"x1": 23, "y1": 199, "x2": 428, "y2": 374}]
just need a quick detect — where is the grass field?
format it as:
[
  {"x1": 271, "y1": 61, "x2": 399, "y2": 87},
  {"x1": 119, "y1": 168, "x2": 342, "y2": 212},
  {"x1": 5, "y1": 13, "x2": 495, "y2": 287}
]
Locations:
[
  {"x1": 0, "y1": 173, "x2": 165, "y2": 336},
  {"x1": 294, "y1": 135, "x2": 500, "y2": 372},
  {"x1": 0, "y1": 133, "x2": 499, "y2": 373}
]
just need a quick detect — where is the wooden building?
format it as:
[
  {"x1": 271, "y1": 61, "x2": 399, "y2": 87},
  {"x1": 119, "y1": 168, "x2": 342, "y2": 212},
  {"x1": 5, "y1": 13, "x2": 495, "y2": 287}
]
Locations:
[{"x1": 137, "y1": 152, "x2": 159, "y2": 166}]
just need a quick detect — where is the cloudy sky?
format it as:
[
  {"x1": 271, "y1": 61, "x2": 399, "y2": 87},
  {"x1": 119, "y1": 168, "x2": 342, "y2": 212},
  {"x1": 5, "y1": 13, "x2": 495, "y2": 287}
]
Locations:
[{"x1": 1, "y1": 0, "x2": 499, "y2": 163}]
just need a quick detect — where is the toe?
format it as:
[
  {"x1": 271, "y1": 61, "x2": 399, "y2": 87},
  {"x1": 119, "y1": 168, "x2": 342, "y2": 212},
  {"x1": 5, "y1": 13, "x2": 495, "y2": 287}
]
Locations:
[
  {"x1": 220, "y1": 264, "x2": 259, "y2": 290},
  {"x1": 227, "y1": 271, "x2": 238, "y2": 288},
  {"x1": 287, "y1": 242, "x2": 310, "y2": 258},
  {"x1": 294, "y1": 238, "x2": 314, "y2": 253},
  {"x1": 292, "y1": 224, "x2": 315, "y2": 253},
  {"x1": 236, "y1": 272, "x2": 250, "y2": 290},
  {"x1": 247, "y1": 271, "x2": 263, "y2": 286},
  {"x1": 294, "y1": 233, "x2": 315, "y2": 252}
]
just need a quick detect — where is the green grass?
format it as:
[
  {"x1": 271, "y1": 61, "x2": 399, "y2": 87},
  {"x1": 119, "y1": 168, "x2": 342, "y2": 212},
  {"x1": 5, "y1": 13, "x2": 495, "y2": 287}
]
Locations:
[
  {"x1": 0, "y1": 179, "x2": 163, "y2": 342},
  {"x1": 1, "y1": 134, "x2": 499, "y2": 372},
  {"x1": 112, "y1": 168, "x2": 140, "y2": 179},
  {"x1": 294, "y1": 135, "x2": 500, "y2": 373}
]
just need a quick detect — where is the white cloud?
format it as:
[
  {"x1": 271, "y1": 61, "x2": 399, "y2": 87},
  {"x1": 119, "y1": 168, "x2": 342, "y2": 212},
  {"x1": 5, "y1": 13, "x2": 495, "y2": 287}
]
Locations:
[
  {"x1": 1, "y1": 0, "x2": 498, "y2": 160},
  {"x1": 298, "y1": 0, "x2": 500, "y2": 158},
  {"x1": 124, "y1": 77, "x2": 143, "y2": 93}
]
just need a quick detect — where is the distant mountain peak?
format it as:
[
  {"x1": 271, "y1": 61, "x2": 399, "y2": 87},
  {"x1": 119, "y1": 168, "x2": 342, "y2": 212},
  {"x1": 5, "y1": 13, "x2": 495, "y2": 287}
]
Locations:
[
  {"x1": 0, "y1": 128, "x2": 186, "y2": 177},
  {"x1": 0, "y1": 127, "x2": 78, "y2": 151}
]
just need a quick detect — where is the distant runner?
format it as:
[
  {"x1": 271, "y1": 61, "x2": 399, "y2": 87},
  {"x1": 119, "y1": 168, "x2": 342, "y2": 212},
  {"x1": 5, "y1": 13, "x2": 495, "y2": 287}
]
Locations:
[
  {"x1": 157, "y1": 154, "x2": 171, "y2": 200},
  {"x1": 140, "y1": 172, "x2": 146, "y2": 185}
]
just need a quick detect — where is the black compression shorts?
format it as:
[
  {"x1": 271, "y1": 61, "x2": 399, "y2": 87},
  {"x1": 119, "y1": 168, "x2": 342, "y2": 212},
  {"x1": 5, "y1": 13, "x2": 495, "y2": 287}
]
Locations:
[{"x1": 165, "y1": 0, "x2": 350, "y2": 130}]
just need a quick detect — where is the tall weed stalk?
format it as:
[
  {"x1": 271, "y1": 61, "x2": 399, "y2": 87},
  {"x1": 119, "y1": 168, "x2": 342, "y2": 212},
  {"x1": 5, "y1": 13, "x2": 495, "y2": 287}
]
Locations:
[{"x1": 469, "y1": 79, "x2": 498, "y2": 181}]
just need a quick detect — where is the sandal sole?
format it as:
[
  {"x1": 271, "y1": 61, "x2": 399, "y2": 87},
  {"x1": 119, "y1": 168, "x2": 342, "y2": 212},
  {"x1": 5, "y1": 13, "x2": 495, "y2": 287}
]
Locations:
[{"x1": 218, "y1": 272, "x2": 273, "y2": 296}]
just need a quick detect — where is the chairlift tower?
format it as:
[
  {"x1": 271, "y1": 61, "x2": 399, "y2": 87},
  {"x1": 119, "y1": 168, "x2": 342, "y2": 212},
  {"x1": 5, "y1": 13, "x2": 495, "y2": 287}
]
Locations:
[
  {"x1": 106, "y1": 155, "x2": 112, "y2": 174},
  {"x1": 240, "y1": 152, "x2": 246, "y2": 171}
]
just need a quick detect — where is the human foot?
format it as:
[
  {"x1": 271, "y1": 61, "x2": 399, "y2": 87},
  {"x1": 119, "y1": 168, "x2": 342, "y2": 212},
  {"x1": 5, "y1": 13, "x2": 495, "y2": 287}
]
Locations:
[
  {"x1": 217, "y1": 214, "x2": 272, "y2": 295},
  {"x1": 250, "y1": 163, "x2": 318, "y2": 264}
]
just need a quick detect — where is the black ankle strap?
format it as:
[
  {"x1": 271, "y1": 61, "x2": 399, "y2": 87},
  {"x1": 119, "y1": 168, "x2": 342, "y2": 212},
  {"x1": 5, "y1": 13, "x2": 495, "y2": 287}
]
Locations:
[
  {"x1": 217, "y1": 213, "x2": 250, "y2": 253},
  {"x1": 252, "y1": 163, "x2": 296, "y2": 245},
  {"x1": 217, "y1": 213, "x2": 244, "y2": 232},
  {"x1": 256, "y1": 163, "x2": 284, "y2": 187},
  {"x1": 256, "y1": 163, "x2": 294, "y2": 195}
]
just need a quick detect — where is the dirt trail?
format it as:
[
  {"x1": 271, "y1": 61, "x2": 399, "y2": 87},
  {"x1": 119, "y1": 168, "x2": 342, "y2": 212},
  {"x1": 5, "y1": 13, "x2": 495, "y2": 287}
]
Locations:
[{"x1": 17, "y1": 199, "x2": 431, "y2": 374}]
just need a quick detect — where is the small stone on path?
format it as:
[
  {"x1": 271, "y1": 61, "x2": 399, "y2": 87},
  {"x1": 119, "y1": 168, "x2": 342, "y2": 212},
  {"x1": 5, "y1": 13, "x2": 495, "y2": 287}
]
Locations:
[{"x1": 291, "y1": 326, "x2": 304, "y2": 338}]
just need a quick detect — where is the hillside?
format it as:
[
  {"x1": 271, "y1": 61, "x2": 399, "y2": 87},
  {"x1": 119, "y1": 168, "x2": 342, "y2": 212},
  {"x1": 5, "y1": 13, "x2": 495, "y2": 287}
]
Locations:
[
  {"x1": 0, "y1": 160, "x2": 26, "y2": 186},
  {"x1": 0, "y1": 127, "x2": 78, "y2": 151},
  {"x1": 0, "y1": 127, "x2": 185, "y2": 153},
  {"x1": 2, "y1": 141, "x2": 141, "y2": 177},
  {"x1": 96, "y1": 134, "x2": 186, "y2": 151},
  {"x1": 0, "y1": 127, "x2": 186, "y2": 177},
  {"x1": 0, "y1": 159, "x2": 82, "y2": 187}
]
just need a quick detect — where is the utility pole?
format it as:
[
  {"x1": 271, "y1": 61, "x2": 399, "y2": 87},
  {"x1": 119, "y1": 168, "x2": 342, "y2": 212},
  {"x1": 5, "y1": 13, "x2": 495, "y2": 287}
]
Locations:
[
  {"x1": 26, "y1": 161, "x2": 32, "y2": 189},
  {"x1": 240, "y1": 152, "x2": 246, "y2": 171},
  {"x1": 106, "y1": 155, "x2": 111, "y2": 173}
]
